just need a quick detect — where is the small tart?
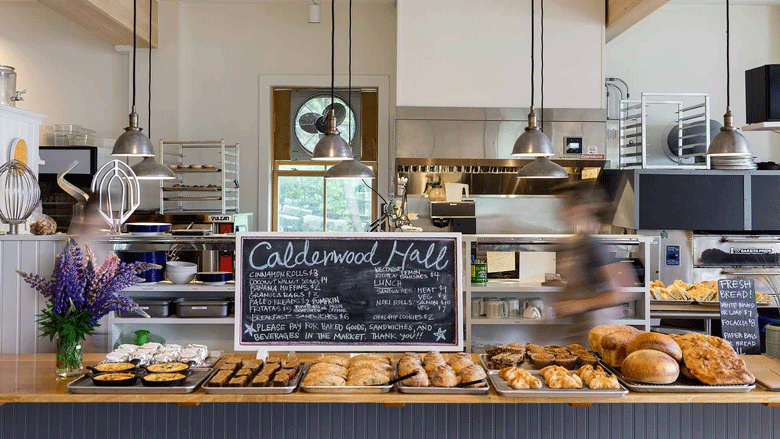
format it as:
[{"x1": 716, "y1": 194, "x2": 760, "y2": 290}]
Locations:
[
  {"x1": 94, "y1": 362, "x2": 135, "y2": 372},
  {"x1": 147, "y1": 362, "x2": 189, "y2": 373},
  {"x1": 142, "y1": 373, "x2": 186, "y2": 382},
  {"x1": 94, "y1": 373, "x2": 135, "y2": 381}
]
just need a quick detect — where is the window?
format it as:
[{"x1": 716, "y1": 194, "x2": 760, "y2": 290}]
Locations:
[{"x1": 273, "y1": 161, "x2": 377, "y2": 232}]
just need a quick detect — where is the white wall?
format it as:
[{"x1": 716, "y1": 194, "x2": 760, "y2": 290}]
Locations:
[
  {"x1": 606, "y1": 3, "x2": 780, "y2": 162},
  {"x1": 396, "y1": 0, "x2": 604, "y2": 108}
]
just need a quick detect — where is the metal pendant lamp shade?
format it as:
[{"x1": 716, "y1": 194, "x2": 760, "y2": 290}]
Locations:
[
  {"x1": 112, "y1": 112, "x2": 155, "y2": 157},
  {"x1": 325, "y1": 159, "x2": 375, "y2": 179},
  {"x1": 516, "y1": 157, "x2": 568, "y2": 179},
  {"x1": 511, "y1": 109, "x2": 554, "y2": 157},
  {"x1": 312, "y1": 110, "x2": 353, "y2": 161},
  {"x1": 707, "y1": 108, "x2": 752, "y2": 156},
  {"x1": 131, "y1": 156, "x2": 175, "y2": 180}
]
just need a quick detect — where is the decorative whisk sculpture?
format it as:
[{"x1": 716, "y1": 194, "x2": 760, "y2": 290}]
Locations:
[
  {"x1": 0, "y1": 159, "x2": 40, "y2": 234},
  {"x1": 90, "y1": 160, "x2": 140, "y2": 234}
]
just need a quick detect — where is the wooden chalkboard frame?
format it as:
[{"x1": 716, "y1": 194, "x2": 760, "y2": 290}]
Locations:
[{"x1": 233, "y1": 232, "x2": 463, "y2": 352}]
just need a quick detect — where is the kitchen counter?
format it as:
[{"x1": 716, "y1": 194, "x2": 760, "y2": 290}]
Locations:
[{"x1": 2, "y1": 353, "x2": 779, "y2": 406}]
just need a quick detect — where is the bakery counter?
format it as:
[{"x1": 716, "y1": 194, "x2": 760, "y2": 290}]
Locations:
[{"x1": 2, "y1": 353, "x2": 780, "y2": 406}]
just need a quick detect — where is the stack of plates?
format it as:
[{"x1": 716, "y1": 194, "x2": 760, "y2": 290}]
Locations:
[{"x1": 711, "y1": 156, "x2": 757, "y2": 170}]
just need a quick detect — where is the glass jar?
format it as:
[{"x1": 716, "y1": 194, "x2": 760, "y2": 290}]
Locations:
[
  {"x1": 0, "y1": 66, "x2": 24, "y2": 107},
  {"x1": 55, "y1": 336, "x2": 83, "y2": 377}
]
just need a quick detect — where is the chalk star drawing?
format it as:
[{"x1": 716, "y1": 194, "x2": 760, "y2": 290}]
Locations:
[
  {"x1": 434, "y1": 327, "x2": 447, "y2": 341},
  {"x1": 244, "y1": 323, "x2": 258, "y2": 336}
]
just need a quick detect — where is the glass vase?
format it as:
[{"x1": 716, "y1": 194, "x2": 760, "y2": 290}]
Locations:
[{"x1": 55, "y1": 336, "x2": 83, "y2": 377}]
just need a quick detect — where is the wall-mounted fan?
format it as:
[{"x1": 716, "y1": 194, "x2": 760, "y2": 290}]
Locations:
[{"x1": 290, "y1": 90, "x2": 361, "y2": 160}]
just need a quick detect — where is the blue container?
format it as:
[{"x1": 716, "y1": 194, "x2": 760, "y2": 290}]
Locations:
[
  {"x1": 196, "y1": 271, "x2": 233, "y2": 286},
  {"x1": 116, "y1": 251, "x2": 166, "y2": 283}
]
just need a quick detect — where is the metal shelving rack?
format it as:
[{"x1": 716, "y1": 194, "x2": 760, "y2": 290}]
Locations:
[
  {"x1": 159, "y1": 139, "x2": 240, "y2": 214},
  {"x1": 462, "y1": 234, "x2": 652, "y2": 352}
]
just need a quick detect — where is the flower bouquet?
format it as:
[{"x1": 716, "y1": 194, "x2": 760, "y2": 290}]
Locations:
[{"x1": 17, "y1": 239, "x2": 157, "y2": 376}]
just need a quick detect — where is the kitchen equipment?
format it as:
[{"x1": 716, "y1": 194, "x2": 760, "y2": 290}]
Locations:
[
  {"x1": 507, "y1": 298, "x2": 521, "y2": 317},
  {"x1": 175, "y1": 298, "x2": 230, "y2": 318},
  {"x1": 471, "y1": 298, "x2": 485, "y2": 317},
  {"x1": 115, "y1": 299, "x2": 172, "y2": 318},
  {"x1": 430, "y1": 200, "x2": 476, "y2": 234},
  {"x1": 196, "y1": 271, "x2": 233, "y2": 286},
  {"x1": 444, "y1": 183, "x2": 469, "y2": 202},
  {"x1": 523, "y1": 298, "x2": 544, "y2": 312},
  {"x1": 424, "y1": 180, "x2": 446, "y2": 202},
  {"x1": 0, "y1": 66, "x2": 25, "y2": 107},
  {"x1": 0, "y1": 159, "x2": 40, "y2": 234},
  {"x1": 91, "y1": 160, "x2": 140, "y2": 234},
  {"x1": 125, "y1": 222, "x2": 172, "y2": 235},
  {"x1": 746, "y1": 65, "x2": 780, "y2": 124},
  {"x1": 485, "y1": 299, "x2": 508, "y2": 319},
  {"x1": 43, "y1": 151, "x2": 108, "y2": 234}
]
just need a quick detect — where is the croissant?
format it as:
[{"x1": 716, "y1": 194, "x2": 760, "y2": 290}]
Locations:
[
  {"x1": 499, "y1": 366, "x2": 526, "y2": 381},
  {"x1": 545, "y1": 372, "x2": 583, "y2": 389},
  {"x1": 577, "y1": 365, "x2": 607, "y2": 384},
  {"x1": 587, "y1": 375, "x2": 621, "y2": 390},
  {"x1": 540, "y1": 365, "x2": 569, "y2": 380},
  {"x1": 507, "y1": 371, "x2": 543, "y2": 390}
]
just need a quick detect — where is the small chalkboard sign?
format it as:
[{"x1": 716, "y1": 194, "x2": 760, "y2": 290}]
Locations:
[
  {"x1": 234, "y1": 233, "x2": 462, "y2": 352},
  {"x1": 718, "y1": 278, "x2": 760, "y2": 355}
]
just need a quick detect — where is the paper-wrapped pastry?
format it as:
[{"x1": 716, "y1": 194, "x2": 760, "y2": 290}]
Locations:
[
  {"x1": 152, "y1": 352, "x2": 179, "y2": 364},
  {"x1": 117, "y1": 344, "x2": 140, "y2": 352},
  {"x1": 104, "y1": 352, "x2": 130, "y2": 363},
  {"x1": 141, "y1": 342, "x2": 162, "y2": 352}
]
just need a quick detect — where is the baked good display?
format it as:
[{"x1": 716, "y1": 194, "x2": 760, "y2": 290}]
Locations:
[
  {"x1": 397, "y1": 352, "x2": 487, "y2": 389},
  {"x1": 93, "y1": 362, "x2": 136, "y2": 373},
  {"x1": 206, "y1": 357, "x2": 301, "y2": 389},
  {"x1": 429, "y1": 365, "x2": 459, "y2": 387},
  {"x1": 485, "y1": 342, "x2": 599, "y2": 370},
  {"x1": 302, "y1": 354, "x2": 396, "y2": 388},
  {"x1": 625, "y1": 332, "x2": 683, "y2": 362},
  {"x1": 102, "y1": 343, "x2": 212, "y2": 367},
  {"x1": 554, "y1": 354, "x2": 577, "y2": 370},
  {"x1": 146, "y1": 362, "x2": 189, "y2": 373},
  {"x1": 530, "y1": 353, "x2": 555, "y2": 369},
  {"x1": 620, "y1": 350, "x2": 680, "y2": 384},
  {"x1": 539, "y1": 365, "x2": 583, "y2": 389},
  {"x1": 499, "y1": 367, "x2": 542, "y2": 390},
  {"x1": 650, "y1": 279, "x2": 771, "y2": 304},
  {"x1": 599, "y1": 327, "x2": 642, "y2": 368},
  {"x1": 576, "y1": 365, "x2": 621, "y2": 390},
  {"x1": 674, "y1": 333, "x2": 755, "y2": 385}
]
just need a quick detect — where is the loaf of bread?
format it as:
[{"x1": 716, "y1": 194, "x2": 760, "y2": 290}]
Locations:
[
  {"x1": 588, "y1": 325, "x2": 627, "y2": 354},
  {"x1": 600, "y1": 327, "x2": 642, "y2": 368},
  {"x1": 625, "y1": 332, "x2": 683, "y2": 362},
  {"x1": 621, "y1": 349, "x2": 680, "y2": 384}
]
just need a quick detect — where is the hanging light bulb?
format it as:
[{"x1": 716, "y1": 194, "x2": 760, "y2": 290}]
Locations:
[
  {"x1": 512, "y1": 0, "x2": 553, "y2": 158},
  {"x1": 112, "y1": 0, "x2": 155, "y2": 158},
  {"x1": 707, "y1": 0, "x2": 752, "y2": 157},
  {"x1": 131, "y1": 0, "x2": 175, "y2": 180},
  {"x1": 312, "y1": 0, "x2": 353, "y2": 161}
]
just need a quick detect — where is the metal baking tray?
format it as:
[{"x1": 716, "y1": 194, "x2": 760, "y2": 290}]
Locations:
[
  {"x1": 599, "y1": 362, "x2": 756, "y2": 393},
  {"x1": 651, "y1": 299, "x2": 695, "y2": 305},
  {"x1": 395, "y1": 362, "x2": 489, "y2": 394},
  {"x1": 162, "y1": 186, "x2": 222, "y2": 192},
  {"x1": 67, "y1": 369, "x2": 212, "y2": 394},
  {"x1": 487, "y1": 370, "x2": 628, "y2": 398},
  {"x1": 202, "y1": 365, "x2": 304, "y2": 394}
]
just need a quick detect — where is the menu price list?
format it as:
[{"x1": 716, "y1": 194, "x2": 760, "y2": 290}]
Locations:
[
  {"x1": 239, "y1": 237, "x2": 458, "y2": 346},
  {"x1": 718, "y1": 278, "x2": 760, "y2": 355}
]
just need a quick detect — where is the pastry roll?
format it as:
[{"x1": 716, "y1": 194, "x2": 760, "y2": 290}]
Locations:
[
  {"x1": 346, "y1": 370, "x2": 391, "y2": 386},
  {"x1": 314, "y1": 355, "x2": 350, "y2": 368},
  {"x1": 308, "y1": 362, "x2": 348, "y2": 378},
  {"x1": 302, "y1": 373, "x2": 346, "y2": 387},
  {"x1": 429, "y1": 365, "x2": 459, "y2": 387},
  {"x1": 459, "y1": 364, "x2": 487, "y2": 387}
]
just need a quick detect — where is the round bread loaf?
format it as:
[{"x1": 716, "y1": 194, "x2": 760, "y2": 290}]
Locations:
[
  {"x1": 600, "y1": 328, "x2": 642, "y2": 368},
  {"x1": 625, "y1": 332, "x2": 683, "y2": 362},
  {"x1": 588, "y1": 325, "x2": 626, "y2": 354},
  {"x1": 621, "y1": 350, "x2": 679, "y2": 384}
]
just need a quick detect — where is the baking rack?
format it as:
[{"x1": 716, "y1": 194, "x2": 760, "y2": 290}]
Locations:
[
  {"x1": 619, "y1": 92, "x2": 711, "y2": 169},
  {"x1": 158, "y1": 139, "x2": 240, "y2": 214}
]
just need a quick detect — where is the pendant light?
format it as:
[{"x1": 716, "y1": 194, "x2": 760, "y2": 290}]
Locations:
[
  {"x1": 707, "y1": 0, "x2": 752, "y2": 157},
  {"x1": 517, "y1": 0, "x2": 567, "y2": 179},
  {"x1": 312, "y1": 0, "x2": 353, "y2": 161},
  {"x1": 325, "y1": 0, "x2": 375, "y2": 179},
  {"x1": 511, "y1": 0, "x2": 553, "y2": 158},
  {"x1": 132, "y1": 0, "x2": 175, "y2": 180},
  {"x1": 112, "y1": 0, "x2": 155, "y2": 157}
]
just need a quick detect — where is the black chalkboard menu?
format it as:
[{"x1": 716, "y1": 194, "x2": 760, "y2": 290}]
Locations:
[
  {"x1": 234, "y1": 233, "x2": 462, "y2": 351},
  {"x1": 718, "y1": 278, "x2": 760, "y2": 355}
]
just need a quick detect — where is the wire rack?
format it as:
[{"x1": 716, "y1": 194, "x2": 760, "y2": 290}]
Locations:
[
  {"x1": 159, "y1": 139, "x2": 240, "y2": 214},
  {"x1": 619, "y1": 93, "x2": 711, "y2": 169}
]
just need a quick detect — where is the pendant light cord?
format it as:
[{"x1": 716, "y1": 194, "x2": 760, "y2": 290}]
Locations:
[
  {"x1": 148, "y1": 0, "x2": 152, "y2": 138},
  {"x1": 540, "y1": 0, "x2": 544, "y2": 132},
  {"x1": 348, "y1": 0, "x2": 352, "y2": 145},
  {"x1": 331, "y1": 0, "x2": 335, "y2": 109},
  {"x1": 726, "y1": 0, "x2": 730, "y2": 107},
  {"x1": 132, "y1": 0, "x2": 137, "y2": 110},
  {"x1": 530, "y1": 0, "x2": 534, "y2": 108}
]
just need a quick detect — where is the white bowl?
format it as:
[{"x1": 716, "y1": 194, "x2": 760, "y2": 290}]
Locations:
[
  {"x1": 167, "y1": 270, "x2": 196, "y2": 285},
  {"x1": 166, "y1": 261, "x2": 197, "y2": 270}
]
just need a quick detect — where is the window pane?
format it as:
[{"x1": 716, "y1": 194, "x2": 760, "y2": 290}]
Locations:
[
  {"x1": 277, "y1": 176, "x2": 324, "y2": 232},
  {"x1": 325, "y1": 178, "x2": 373, "y2": 232}
]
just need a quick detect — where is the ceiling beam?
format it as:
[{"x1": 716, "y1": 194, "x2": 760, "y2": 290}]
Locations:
[
  {"x1": 38, "y1": 0, "x2": 158, "y2": 48},
  {"x1": 606, "y1": 0, "x2": 669, "y2": 43}
]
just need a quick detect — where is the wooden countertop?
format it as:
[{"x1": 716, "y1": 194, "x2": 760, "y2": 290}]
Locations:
[{"x1": 2, "y1": 353, "x2": 780, "y2": 406}]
